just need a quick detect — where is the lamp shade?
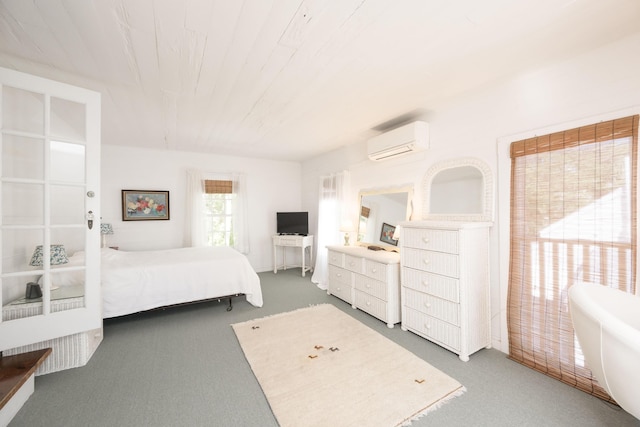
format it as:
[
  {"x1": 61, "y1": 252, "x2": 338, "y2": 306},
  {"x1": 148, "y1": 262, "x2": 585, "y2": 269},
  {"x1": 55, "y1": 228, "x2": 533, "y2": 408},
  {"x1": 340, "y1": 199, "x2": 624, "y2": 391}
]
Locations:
[
  {"x1": 392, "y1": 224, "x2": 402, "y2": 240},
  {"x1": 29, "y1": 244, "x2": 69, "y2": 266},
  {"x1": 100, "y1": 223, "x2": 114, "y2": 235}
]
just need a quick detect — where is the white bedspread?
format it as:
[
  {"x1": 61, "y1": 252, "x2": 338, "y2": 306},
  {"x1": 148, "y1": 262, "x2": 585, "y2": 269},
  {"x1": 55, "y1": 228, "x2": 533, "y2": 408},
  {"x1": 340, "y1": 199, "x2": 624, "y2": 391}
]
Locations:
[{"x1": 57, "y1": 247, "x2": 262, "y2": 318}]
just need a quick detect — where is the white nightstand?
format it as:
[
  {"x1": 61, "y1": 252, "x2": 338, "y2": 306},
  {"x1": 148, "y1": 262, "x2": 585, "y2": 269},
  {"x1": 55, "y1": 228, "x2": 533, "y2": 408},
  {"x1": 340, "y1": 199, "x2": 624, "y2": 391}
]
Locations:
[{"x1": 2, "y1": 285, "x2": 103, "y2": 375}]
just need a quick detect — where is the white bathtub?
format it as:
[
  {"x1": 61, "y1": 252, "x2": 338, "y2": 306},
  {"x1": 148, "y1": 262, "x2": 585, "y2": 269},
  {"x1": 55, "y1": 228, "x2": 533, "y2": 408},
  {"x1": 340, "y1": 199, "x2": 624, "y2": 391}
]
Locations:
[{"x1": 568, "y1": 283, "x2": 640, "y2": 420}]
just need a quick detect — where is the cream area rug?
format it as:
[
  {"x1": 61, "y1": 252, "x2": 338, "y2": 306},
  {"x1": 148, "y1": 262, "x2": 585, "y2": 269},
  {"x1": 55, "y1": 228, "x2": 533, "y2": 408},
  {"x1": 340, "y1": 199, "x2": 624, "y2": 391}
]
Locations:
[{"x1": 231, "y1": 304, "x2": 465, "y2": 427}]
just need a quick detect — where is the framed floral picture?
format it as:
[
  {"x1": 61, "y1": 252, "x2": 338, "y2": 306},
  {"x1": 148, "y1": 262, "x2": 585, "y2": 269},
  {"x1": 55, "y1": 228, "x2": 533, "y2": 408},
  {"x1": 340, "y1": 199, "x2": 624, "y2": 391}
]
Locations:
[
  {"x1": 380, "y1": 222, "x2": 397, "y2": 246},
  {"x1": 122, "y1": 190, "x2": 170, "y2": 221}
]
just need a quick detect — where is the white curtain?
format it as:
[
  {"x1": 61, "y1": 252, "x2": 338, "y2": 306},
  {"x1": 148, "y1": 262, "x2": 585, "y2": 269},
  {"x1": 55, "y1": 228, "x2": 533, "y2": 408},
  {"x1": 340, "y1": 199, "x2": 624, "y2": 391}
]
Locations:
[
  {"x1": 185, "y1": 169, "x2": 205, "y2": 247},
  {"x1": 231, "y1": 172, "x2": 250, "y2": 254},
  {"x1": 311, "y1": 171, "x2": 350, "y2": 290}
]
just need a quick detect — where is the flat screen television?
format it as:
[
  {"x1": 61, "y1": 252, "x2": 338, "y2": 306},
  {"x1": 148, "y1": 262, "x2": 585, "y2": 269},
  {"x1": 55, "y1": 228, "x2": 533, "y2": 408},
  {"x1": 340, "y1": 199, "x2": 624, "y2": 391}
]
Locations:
[{"x1": 277, "y1": 212, "x2": 309, "y2": 235}]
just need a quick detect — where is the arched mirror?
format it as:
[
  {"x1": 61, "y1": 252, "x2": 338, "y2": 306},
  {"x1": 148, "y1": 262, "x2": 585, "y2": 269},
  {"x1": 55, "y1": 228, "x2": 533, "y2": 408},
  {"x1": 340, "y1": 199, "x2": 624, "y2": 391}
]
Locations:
[
  {"x1": 422, "y1": 157, "x2": 494, "y2": 222},
  {"x1": 357, "y1": 186, "x2": 413, "y2": 249}
]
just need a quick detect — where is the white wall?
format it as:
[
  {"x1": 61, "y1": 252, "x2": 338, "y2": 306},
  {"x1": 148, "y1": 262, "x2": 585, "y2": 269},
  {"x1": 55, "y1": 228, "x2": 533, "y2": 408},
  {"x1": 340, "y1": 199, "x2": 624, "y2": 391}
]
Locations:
[
  {"x1": 301, "y1": 33, "x2": 640, "y2": 354},
  {"x1": 101, "y1": 145, "x2": 302, "y2": 272}
]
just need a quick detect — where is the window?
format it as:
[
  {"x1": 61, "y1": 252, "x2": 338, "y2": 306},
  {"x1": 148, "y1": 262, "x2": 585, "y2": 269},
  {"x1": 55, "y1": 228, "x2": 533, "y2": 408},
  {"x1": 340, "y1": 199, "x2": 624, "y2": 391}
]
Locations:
[
  {"x1": 203, "y1": 179, "x2": 235, "y2": 247},
  {"x1": 357, "y1": 205, "x2": 370, "y2": 242},
  {"x1": 508, "y1": 115, "x2": 638, "y2": 401}
]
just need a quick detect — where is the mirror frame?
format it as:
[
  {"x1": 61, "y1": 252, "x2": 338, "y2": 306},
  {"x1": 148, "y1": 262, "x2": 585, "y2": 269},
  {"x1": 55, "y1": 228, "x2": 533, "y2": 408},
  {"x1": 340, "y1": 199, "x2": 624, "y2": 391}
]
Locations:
[
  {"x1": 357, "y1": 185, "x2": 414, "y2": 248},
  {"x1": 422, "y1": 157, "x2": 494, "y2": 222}
]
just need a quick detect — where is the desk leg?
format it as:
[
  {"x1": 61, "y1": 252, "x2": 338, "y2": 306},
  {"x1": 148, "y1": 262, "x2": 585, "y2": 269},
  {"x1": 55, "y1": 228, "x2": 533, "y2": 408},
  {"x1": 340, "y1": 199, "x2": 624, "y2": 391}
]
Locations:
[
  {"x1": 273, "y1": 243, "x2": 277, "y2": 274},
  {"x1": 301, "y1": 245, "x2": 305, "y2": 277}
]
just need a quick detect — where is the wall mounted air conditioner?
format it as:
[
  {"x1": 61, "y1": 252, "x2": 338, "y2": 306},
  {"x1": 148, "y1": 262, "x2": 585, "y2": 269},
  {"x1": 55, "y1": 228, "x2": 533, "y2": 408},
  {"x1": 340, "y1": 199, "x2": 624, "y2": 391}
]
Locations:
[{"x1": 367, "y1": 121, "x2": 429, "y2": 161}]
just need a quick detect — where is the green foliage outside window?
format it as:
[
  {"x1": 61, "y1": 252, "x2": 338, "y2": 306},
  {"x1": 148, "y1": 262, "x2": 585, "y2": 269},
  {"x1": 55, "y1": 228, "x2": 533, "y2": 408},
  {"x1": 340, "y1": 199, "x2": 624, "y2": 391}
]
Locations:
[{"x1": 203, "y1": 193, "x2": 235, "y2": 246}]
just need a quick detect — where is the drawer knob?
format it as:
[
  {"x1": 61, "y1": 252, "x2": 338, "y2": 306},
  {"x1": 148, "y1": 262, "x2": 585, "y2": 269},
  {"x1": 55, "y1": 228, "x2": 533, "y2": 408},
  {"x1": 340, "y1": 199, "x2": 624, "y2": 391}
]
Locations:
[
  {"x1": 422, "y1": 280, "x2": 429, "y2": 287},
  {"x1": 425, "y1": 324, "x2": 431, "y2": 330},
  {"x1": 422, "y1": 237, "x2": 429, "y2": 243},
  {"x1": 371, "y1": 268, "x2": 377, "y2": 273},
  {"x1": 366, "y1": 284, "x2": 371, "y2": 289},
  {"x1": 337, "y1": 273, "x2": 342, "y2": 278},
  {"x1": 423, "y1": 259, "x2": 430, "y2": 265},
  {"x1": 349, "y1": 261, "x2": 355, "y2": 266},
  {"x1": 425, "y1": 303, "x2": 431, "y2": 309},
  {"x1": 366, "y1": 302, "x2": 371, "y2": 306}
]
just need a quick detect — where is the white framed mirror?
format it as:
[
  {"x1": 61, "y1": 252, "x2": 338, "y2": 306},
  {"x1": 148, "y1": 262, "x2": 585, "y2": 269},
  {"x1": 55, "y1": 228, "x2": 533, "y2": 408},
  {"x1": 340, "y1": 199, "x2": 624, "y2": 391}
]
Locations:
[
  {"x1": 357, "y1": 186, "x2": 413, "y2": 249},
  {"x1": 422, "y1": 157, "x2": 494, "y2": 222}
]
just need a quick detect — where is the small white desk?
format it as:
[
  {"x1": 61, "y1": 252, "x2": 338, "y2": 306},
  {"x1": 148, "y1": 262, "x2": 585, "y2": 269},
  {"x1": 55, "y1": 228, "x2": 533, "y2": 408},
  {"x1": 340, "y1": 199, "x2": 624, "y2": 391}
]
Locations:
[{"x1": 273, "y1": 234, "x2": 314, "y2": 277}]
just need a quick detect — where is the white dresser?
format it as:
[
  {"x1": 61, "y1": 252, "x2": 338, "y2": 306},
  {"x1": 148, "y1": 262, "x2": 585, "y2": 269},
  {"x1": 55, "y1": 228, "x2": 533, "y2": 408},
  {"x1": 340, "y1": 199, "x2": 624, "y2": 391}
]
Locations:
[
  {"x1": 399, "y1": 221, "x2": 491, "y2": 361},
  {"x1": 326, "y1": 246, "x2": 401, "y2": 328}
]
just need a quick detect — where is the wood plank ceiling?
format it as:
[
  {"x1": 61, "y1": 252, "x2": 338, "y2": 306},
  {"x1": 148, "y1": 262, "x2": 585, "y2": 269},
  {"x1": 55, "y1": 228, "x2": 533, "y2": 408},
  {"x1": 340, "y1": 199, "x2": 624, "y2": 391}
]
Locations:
[{"x1": 0, "y1": 0, "x2": 639, "y2": 161}]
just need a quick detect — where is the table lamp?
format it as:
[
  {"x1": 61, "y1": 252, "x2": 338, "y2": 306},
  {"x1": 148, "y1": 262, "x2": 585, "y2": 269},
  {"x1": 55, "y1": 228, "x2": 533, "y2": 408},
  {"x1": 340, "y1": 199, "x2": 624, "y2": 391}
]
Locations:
[
  {"x1": 100, "y1": 223, "x2": 114, "y2": 248},
  {"x1": 29, "y1": 244, "x2": 69, "y2": 267}
]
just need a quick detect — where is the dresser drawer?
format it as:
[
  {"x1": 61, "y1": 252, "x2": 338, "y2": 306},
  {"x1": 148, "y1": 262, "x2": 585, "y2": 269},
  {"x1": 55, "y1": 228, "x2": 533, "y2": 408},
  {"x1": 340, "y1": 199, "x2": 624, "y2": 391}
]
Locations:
[
  {"x1": 328, "y1": 266, "x2": 352, "y2": 304},
  {"x1": 403, "y1": 307, "x2": 461, "y2": 351},
  {"x1": 354, "y1": 289, "x2": 389, "y2": 322},
  {"x1": 402, "y1": 267, "x2": 459, "y2": 303},
  {"x1": 355, "y1": 275, "x2": 387, "y2": 301},
  {"x1": 403, "y1": 288, "x2": 460, "y2": 326},
  {"x1": 344, "y1": 254, "x2": 363, "y2": 273},
  {"x1": 328, "y1": 250, "x2": 344, "y2": 267},
  {"x1": 328, "y1": 282, "x2": 352, "y2": 304},
  {"x1": 328, "y1": 265, "x2": 350, "y2": 286},
  {"x1": 402, "y1": 228, "x2": 459, "y2": 253},
  {"x1": 363, "y1": 259, "x2": 387, "y2": 281},
  {"x1": 403, "y1": 248, "x2": 459, "y2": 278}
]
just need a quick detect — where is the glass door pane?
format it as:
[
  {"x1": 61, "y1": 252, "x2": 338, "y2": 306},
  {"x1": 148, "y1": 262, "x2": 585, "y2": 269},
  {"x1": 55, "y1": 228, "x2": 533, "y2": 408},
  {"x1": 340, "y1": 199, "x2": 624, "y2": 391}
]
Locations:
[
  {"x1": 1, "y1": 86, "x2": 44, "y2": 134},
  {"x1": 1, "y1": 67, "x2": 101, "y2": 355},
  {"x1": 1, "y1": 89, "x2": 88, "y2": 319}
]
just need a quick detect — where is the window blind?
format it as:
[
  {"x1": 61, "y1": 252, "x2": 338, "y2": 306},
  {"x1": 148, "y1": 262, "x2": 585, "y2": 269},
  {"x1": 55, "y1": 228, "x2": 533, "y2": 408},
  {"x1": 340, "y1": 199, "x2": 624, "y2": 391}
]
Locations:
[
  {"x1": 204, "y1": 179, "x2": 232, "y2": 194},
  {"x1": 508, "y1": 115, "x2": 638, "y2": 402}
]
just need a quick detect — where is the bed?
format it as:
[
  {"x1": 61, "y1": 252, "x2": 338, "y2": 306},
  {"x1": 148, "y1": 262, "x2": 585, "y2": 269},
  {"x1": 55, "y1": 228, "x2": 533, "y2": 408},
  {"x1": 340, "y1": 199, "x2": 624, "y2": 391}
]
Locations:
[{"x1": 54, "y1": 246, "x2": 263, "y2": 318}]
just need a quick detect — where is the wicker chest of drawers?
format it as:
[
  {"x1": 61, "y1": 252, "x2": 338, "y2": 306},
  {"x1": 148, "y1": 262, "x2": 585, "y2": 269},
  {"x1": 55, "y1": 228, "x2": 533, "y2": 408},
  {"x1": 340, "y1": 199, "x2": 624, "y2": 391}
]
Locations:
[
  {"x1": 327, "y1": 246, "x2": 400, "y2": 328},
  {"x1": 399, "y1": 221, "x2": 491, "y2": 361}
]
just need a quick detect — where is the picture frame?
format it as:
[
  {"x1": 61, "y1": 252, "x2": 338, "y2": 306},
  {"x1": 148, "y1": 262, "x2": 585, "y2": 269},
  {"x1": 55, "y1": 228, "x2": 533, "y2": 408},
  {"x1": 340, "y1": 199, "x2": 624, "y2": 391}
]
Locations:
[
  {"x1": 380, "y1": 222, "x2": 397, "y2": 246},
  {"x1": 122, "y1": 190, "x2": 170, "y2": 221}
]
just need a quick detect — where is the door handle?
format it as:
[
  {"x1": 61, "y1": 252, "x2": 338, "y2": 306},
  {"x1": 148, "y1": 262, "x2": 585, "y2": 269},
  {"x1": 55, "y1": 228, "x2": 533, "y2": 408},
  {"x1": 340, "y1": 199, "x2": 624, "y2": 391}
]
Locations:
[{"x1": 87, "y1": 210, "x2": 94, "y2": 230}]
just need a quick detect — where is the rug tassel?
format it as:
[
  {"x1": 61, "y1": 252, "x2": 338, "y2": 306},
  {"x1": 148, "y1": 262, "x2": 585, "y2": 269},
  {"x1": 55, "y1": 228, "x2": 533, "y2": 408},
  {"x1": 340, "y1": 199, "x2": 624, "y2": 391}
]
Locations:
[{"x1": 398, "y1": 386, "x2": 467, "y2": 426}]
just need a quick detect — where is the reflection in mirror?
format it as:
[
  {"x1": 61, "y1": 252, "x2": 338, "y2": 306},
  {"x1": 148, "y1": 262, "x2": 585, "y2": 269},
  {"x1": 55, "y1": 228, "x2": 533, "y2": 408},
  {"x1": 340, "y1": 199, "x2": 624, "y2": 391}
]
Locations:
[
  {"x1": 430, "y1": 166, "x2": 483, "y2": 214},
  {"x1": 357, "y1": 187, "x2": 413, "y2": 247},
  {"x1": 422, "y1": 157, "x2": 494, "y2": 222}
]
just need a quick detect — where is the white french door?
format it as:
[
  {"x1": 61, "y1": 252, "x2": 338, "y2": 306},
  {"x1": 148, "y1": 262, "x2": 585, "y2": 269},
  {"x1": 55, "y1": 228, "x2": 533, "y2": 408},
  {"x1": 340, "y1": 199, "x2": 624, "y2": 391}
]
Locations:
[{"x1": 0, "y1": 67, "x2": 101, "y2": 351}]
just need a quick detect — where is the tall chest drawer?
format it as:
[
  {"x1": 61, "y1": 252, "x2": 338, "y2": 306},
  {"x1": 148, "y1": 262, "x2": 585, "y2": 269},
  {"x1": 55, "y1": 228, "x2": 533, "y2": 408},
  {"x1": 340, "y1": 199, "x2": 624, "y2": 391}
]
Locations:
[
  {"x1": 403, "y1": 307, "x2": 461, "y2": 352},
  {"x1": 402, "y1": 267, "x2": 459, "y2": 303},
  {"x1": 403, "y1": 247, "x2": 459, "y2": 278},
  {"x1": 402, "y1": 228, "x2": 459, "y2": 253},
  {"x1": 403, "y1": 287, "x2": 460, "y2": 326}
]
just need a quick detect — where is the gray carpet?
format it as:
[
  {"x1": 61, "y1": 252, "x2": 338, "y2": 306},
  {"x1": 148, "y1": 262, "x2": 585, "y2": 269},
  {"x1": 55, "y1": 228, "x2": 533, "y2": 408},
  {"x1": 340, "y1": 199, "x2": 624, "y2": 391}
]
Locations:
[{"x1": 9, "y1": 269, "x2": 640, "y2": 427}]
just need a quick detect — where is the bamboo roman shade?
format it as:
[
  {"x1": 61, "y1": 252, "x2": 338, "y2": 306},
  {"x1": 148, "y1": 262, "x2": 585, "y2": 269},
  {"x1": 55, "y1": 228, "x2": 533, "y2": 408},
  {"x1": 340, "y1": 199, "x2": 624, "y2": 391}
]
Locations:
[
  {"x1": 508, "y1": 115, "x2": 638, "y2": 402},
  {"x1": 204, "y1": 179, "x2": 232, "y2": 194},
  {"x1": 361, "y1": 206, "x2": 370, "y2": 218}
]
